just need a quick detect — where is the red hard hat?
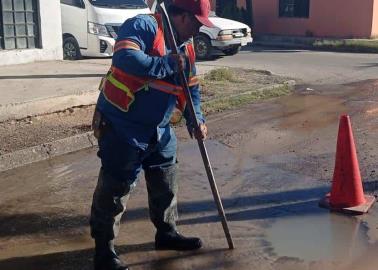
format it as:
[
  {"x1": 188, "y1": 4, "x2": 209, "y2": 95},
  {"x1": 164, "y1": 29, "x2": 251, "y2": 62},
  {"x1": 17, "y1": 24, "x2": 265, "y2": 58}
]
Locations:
[{"x1": 171, "y1": 0, "x2": 214, "y2": 27}]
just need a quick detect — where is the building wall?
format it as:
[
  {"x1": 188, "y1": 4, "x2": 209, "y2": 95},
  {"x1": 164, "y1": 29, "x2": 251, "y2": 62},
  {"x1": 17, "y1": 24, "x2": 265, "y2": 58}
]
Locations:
[
  {"x1": 211, "y1": 0, "x2": 216, "y2": 10},
  {"x1": 252, "y1": 0, "x2": 376, "y2": 38},
  {"x1": 372, "y1": 0, "x2": 378, "y2": 37},
  {"x1": 236, "y1": 0, "x2": 246, "y2": 8},
  {"x1": 0, "y1": 0, "x2": 63, "y2": 66}
]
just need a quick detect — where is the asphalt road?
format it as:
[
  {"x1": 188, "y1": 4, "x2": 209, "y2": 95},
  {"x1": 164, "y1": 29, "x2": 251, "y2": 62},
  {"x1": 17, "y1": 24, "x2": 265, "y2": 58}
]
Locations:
[
  {"x1": 1, "y1": 79, "x2": 378, "y2": 270},
  {"x1": 1, "y1": 48, "x2": 378, "y2": 269},
  {"x1": 201, "y1": 46, "x2": 378, "y2": 84}
]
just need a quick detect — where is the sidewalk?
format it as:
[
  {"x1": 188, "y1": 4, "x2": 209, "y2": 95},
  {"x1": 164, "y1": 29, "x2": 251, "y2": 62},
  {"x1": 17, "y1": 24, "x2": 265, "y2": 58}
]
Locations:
[
  {"x1": 0, "y1": 59, "x2": 228, "y2": 171},
  {"x1": 0, "y1": 59, "x2": 216, "y2": 122},
  {"x1": 254, "y1": 35, "x2": 378, "y2": 54}
]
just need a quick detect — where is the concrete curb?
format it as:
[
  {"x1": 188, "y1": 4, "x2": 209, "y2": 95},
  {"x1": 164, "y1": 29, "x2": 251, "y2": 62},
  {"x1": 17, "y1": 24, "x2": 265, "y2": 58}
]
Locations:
[
  {"x1": 0, "y1": 80, "x2": 295, "y2": 173},
  {"x1": 0, "y1": 132, "x2": 98, "y2": 172},
  {"x1": 0, "y1": 91, "x2": 99, "y2": 122}
]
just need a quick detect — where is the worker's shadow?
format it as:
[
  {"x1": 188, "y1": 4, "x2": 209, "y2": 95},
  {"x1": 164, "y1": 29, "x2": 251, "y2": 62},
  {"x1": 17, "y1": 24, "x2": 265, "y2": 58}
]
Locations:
[
  {"x1": 0, "y1": 242, "x2": 151, "y2": 270},
  {"x1": 0, "y1": 243, "x2": 230, "y2": 270}
]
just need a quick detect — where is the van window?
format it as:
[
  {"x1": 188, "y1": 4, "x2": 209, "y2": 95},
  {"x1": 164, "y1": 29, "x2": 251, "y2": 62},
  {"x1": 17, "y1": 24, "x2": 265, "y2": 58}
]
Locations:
[
  {"x1": 89, "y1": 0, "x2": 148, "y2": 9},
  {"x1": 60, "y1": 0, "x2": 85, "y2": 9}
]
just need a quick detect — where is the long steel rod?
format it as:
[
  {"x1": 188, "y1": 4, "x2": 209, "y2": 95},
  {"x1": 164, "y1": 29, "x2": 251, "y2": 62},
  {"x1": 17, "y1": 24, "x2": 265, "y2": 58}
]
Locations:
[{"x1": 156, "y1": 1, "x2": 234, "y2": 249}]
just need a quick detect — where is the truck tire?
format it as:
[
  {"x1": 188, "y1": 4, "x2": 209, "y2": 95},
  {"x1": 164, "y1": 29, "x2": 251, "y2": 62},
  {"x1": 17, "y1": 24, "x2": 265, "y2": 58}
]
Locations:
[
  {"x1": 63, "y1": 36, "x2": 82, "y2": 60},
  {"x1": 194, "y1": 34, "x2": 212, "y2": 60},
  {"x1": 223, "y1": 45, "x2": 241, "y2": 56}
]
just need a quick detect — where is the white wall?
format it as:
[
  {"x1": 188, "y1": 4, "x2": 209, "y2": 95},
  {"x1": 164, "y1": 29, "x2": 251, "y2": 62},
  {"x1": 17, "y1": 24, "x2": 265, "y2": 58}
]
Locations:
[{"x1": 0, "y1": 0, "x2": 63, "y2": 66}]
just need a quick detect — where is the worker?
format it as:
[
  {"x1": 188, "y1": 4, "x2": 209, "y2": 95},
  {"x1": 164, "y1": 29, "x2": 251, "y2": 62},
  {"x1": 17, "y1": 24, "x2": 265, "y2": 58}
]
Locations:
[{"x1": 89, "y1": 0, "x2": 213, "y2": 269}]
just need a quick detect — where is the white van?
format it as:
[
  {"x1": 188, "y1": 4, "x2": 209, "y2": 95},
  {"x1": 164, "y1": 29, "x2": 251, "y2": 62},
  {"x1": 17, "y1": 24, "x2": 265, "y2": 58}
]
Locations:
[{"x1": 60, "y1": 0, "x2": 150, "y2": 60}]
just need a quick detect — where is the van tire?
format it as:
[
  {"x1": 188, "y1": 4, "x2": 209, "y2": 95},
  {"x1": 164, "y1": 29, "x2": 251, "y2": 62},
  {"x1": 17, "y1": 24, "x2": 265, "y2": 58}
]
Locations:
[
  {"x1": 194, "y1": 34, "x2": 212, "y2": 60},
  {"x1": 63, "y1": 36, "x2": 82, "y2": 60}
]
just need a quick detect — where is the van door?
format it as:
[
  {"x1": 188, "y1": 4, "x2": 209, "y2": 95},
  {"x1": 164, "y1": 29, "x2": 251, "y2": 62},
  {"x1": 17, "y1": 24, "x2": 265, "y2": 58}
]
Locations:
[{"x1": 61, "y1": 0, "x2": 88, "y2": 49}]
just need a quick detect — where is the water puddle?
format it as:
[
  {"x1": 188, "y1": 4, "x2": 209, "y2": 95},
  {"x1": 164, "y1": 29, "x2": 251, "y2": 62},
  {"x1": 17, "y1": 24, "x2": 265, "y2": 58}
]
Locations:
[{"x1": 266, "y1": 212, "x2": 374, "y2": 263}]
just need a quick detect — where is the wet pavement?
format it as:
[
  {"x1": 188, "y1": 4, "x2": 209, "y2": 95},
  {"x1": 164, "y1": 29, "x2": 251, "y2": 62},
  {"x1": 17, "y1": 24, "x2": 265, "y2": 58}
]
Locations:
[{"x1": 1, "y1": 80, "x2": 378, "y2": 270}]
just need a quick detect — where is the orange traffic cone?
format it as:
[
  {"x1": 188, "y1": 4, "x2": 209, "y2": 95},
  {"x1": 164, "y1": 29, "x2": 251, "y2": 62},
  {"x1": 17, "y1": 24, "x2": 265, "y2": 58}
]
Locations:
[{"x1": 319, "y1": 115, "x2": 376, "y2": 214}]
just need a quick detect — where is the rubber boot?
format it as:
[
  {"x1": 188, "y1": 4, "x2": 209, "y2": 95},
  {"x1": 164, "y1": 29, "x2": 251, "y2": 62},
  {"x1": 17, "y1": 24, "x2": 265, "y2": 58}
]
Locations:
[
  {"x1": 94, "y1": 239, "x2": 129, "y2": 270},
  {"x1": 155, "y1": 230, "x2": 202, "y2": 251}
]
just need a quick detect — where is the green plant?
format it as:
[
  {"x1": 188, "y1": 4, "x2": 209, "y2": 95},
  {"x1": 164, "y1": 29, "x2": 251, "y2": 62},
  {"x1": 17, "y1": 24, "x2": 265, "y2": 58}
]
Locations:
[{"x1": 204, "y1": 68, "x2": 237, "y2": 82}]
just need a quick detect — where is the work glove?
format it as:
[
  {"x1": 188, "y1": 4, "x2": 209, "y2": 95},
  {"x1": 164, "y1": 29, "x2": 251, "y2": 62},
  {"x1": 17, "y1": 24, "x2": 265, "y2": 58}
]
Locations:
[
  {"x1": 188, "y1": 123, "x2": 208, "y2": 140},
  {"x1": 169, "y1": 53, "x2": 187, "y2": 73}
]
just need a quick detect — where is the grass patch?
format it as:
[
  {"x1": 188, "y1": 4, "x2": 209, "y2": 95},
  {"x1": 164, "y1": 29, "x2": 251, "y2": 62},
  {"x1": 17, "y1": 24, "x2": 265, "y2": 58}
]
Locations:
[
  {"x1": 171, "y1": 67, "x2": 293, "y2": 125},
  {"x1": 202, "y1": 84, "x2": 292, "y2": 114},
  {"x1": 312, "y1": 39, "x2": 378, "y2": 53},
  {"x1": 203, "y1": 67, "x2": 243, "y2": 83},
  {"x1": 199, "y1": 67, "x2": 293, "y2": 109},
  {"x1": 198, "y1": 67, "x2": 293, "y2": 114}
]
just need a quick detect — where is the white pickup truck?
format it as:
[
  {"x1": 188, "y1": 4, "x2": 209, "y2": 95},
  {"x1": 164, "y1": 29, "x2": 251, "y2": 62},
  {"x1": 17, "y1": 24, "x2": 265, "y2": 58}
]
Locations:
[{"x1": 194, "y1": 11, "x2": 253, "y2": 60}]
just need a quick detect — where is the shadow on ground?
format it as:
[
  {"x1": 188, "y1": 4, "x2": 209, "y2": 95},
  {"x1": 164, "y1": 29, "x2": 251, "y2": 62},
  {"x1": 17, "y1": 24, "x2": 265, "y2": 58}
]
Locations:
[
  {"x1": 0, "y1": 245, "x2": 230, "y2": 270},
  {"x1": 0, "y1": 185, "x2": 333, "y2": 238},
  {"x1": 1, "y1": 183, "x2": 377, "y2": 238},
  {"x1": 0, "y1": 242, "x2": 152, "y2": 270},
  {"x1": 0, "y1": 181, "x2": 378, "y2": 237}
]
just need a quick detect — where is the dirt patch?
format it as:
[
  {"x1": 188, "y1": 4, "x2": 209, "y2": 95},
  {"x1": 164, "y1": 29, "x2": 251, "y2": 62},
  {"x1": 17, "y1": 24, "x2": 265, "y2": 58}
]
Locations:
[
  {"x1": 0, "y1": 106, "x2": 94, "y2": 155},
  {"x1": 0, "y1": 68, "x2": 292, "y2": 155}
]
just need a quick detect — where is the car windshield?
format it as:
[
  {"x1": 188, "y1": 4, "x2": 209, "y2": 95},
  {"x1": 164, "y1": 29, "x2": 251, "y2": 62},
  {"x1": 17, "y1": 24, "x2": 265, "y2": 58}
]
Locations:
[{"x1": 89, "y1": 0, "x2": 148, "y2": 9}]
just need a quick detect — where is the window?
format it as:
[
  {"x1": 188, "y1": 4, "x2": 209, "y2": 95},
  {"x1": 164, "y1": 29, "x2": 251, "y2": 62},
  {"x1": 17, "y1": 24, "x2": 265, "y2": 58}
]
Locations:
[
  {"x1": 89, "y1": 0, "x2": 148, "y2": 9},
  {"x1": 60, "y1": 0, "x2": 85, "y2": 8},
  {"x1": 0, "y1": 0, "x2": 40, "y2": 50},
  {"x1": 279, "y1": 0, "x2": 310, "y2": 18}
]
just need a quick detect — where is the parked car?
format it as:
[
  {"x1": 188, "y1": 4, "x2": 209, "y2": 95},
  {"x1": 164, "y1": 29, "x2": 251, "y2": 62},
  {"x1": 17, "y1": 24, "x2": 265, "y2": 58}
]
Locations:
[
  {"x1": 194, "y1": 12, "x2": 253, "y2": 60},
  {"x1": 60, "y1": 0, "x2": 150, "y2": 60}
]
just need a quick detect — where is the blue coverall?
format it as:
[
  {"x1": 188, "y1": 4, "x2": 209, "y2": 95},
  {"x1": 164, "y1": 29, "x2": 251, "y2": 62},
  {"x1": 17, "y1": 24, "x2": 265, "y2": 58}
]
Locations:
[{"x1": 90, "y1": 14, "x2": 205, "y2": 240}]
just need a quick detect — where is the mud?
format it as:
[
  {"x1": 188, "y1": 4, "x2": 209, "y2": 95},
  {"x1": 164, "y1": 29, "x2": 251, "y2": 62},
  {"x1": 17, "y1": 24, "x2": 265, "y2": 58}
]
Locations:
[{"x1": 0, "y1": 80, "x2": 378, "y2": 270}]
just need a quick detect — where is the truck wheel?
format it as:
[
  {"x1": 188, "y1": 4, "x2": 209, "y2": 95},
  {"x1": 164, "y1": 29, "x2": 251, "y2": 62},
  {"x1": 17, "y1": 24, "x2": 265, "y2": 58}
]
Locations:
[
  {"x1": 194, "y1": 34, "x2": 212, "y2": 60},
  {"x1": 223, "y1": 45, "x2": 241, "y2": 56},
  {"x1": 63, "y1": 36, "x2": 82, "y2": 60}
]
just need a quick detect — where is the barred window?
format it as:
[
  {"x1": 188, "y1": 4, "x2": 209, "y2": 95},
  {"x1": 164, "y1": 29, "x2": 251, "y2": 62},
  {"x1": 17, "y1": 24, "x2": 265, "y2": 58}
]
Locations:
[
  {"x1": 279, "y1": 0, "x2": 310, "y2": 18},
  {"x1": 0, "y1": 0, "x2": 40, "y2": 50}
]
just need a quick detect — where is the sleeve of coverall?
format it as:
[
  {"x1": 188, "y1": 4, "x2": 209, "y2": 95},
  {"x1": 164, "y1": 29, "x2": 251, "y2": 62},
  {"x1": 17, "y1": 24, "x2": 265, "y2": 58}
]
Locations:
[
  {"x1": 112, "y1": 15, "x2": 177, "y2": 79},
  {"x1": 183, "y1": 63, "x2": 205, "y2": 128}
]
